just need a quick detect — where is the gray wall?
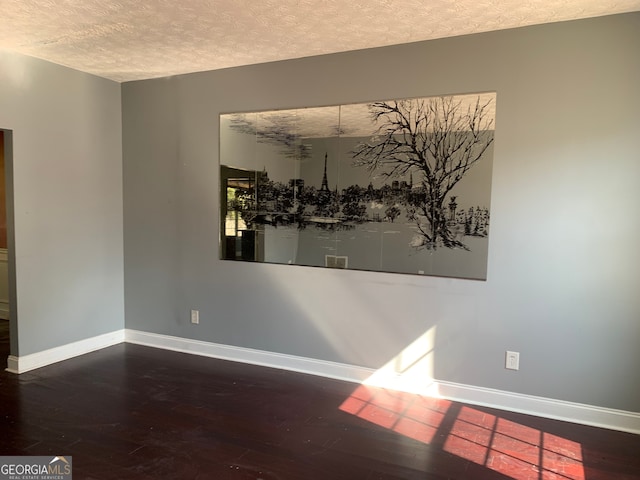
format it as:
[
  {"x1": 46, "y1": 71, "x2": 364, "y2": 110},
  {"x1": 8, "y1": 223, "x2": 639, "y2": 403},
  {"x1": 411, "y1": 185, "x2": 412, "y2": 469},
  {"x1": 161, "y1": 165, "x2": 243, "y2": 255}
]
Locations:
[
  {"x1": 123, "y1": 13, "x2": 640, "y2": 412},
  {"x1": 0, "y1": 50, "x2": 125, "y2": 356}
]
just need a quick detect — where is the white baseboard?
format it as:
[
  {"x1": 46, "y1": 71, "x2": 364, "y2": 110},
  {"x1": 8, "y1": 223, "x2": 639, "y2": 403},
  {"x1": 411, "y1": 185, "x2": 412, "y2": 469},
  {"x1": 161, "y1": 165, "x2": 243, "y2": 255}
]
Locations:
[
  {"x1": 124, "y1": 329, "x2": 372, "y2": 383},
  {"x1": 5, "y1": 329, "x2": 125, "y2": 374},
  {"x1": 7, "y1": 328, "x2": 639, "y2": 435},
  {"x1": 125, "y1": 329, "x2": 640, "y2": 435},
  {"x1": 433, "y1": 381, "x2": 640, "y2": 435}
]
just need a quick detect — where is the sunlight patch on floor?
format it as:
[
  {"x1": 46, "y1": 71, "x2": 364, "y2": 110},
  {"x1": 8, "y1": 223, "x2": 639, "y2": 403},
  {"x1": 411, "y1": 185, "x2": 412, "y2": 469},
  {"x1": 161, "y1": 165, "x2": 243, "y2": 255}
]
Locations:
[
  {"x1": 339, "y1": 323, "x2": 585, "y2": 480},
  {"x1": 444, "y1": 406, "x2": 584, "y2": 480},
  {"x1": 340, "y1": 384, "x2": 451, "y2": 444},
  {"x1": 340, "y1": 387, "x2": 585, "y2": 480}
]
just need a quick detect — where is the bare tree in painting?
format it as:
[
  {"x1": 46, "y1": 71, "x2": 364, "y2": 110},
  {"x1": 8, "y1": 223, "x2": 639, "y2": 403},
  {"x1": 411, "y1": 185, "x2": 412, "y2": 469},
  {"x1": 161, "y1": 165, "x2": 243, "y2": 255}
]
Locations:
[{"x1": 353, "y1": 95, "x2": 494, "y2": 249}]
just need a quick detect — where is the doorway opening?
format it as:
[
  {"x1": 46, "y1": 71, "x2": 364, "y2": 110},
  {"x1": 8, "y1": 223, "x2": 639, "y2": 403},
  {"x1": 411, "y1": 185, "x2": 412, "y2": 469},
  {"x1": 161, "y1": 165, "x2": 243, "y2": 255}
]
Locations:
[
  {"x1": 0, "y1": 129, "x2": 17, "y2": 370},
  {"x1": 220, "y1": 165, "x2": 264, "y2": 262}
]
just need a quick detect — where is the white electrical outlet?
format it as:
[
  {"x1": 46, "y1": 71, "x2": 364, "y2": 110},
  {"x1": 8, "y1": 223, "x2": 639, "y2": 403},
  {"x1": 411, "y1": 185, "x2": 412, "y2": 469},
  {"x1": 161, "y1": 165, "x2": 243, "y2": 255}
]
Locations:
[
  {"x1": 506, "y1": 351, "x2": 520, "y2": 370},
  {"x1": 190, "y1": 309, "x2": 199, "y2": 324}
]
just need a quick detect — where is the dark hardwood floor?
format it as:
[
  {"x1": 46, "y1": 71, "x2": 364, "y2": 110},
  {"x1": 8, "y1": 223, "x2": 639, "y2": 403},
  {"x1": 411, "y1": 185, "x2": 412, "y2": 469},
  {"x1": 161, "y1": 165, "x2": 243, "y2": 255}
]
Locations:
[{"x1": 1, "y1": 323, "x2": 639, "y2": 479}]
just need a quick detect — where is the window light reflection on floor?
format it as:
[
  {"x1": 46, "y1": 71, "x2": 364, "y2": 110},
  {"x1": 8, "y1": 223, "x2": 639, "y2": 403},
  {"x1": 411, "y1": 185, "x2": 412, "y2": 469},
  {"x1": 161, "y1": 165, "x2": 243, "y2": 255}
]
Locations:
[
  {"x1": 340, "y1": 387, "x2": 585, "y2": 480},
  {"x1": 340, "y1": 384, "x2": 451, "y2": 444},
  {"x1": 444, "y1": 406, "x2": 585, "y2": 480},
  {"x1": 338, "y1": 321, "x2": 585, "y2": 480}
]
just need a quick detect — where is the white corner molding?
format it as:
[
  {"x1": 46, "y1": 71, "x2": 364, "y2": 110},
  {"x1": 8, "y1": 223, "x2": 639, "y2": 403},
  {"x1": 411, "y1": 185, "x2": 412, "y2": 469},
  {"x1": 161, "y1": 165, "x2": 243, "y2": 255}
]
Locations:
[
  {"x1": 5, "y1": 329, "x2": 125, "y2": 374},
  {"x1": 124, "y1": 329, "x2": 640, "y2": 435}
]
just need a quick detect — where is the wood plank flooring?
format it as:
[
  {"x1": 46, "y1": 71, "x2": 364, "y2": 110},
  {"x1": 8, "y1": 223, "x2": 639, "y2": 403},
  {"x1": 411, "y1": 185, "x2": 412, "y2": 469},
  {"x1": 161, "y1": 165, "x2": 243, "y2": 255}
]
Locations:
[{"x1": 1, "y1": 323, "x2": 639, "y2": 479}]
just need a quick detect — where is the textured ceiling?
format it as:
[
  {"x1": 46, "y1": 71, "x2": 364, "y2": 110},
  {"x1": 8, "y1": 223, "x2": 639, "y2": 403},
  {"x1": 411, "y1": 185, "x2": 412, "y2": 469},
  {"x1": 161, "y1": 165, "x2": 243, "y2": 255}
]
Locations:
[{"x1": 1, "y1": 0, "x2": 639, "y2": 83}]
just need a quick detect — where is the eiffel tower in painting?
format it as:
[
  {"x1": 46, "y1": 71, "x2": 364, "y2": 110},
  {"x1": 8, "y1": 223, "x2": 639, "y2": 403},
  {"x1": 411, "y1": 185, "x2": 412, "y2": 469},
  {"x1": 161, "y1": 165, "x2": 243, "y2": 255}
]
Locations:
[{"x1": 320, "y1": 153, "x2": 330, "y2": 192}]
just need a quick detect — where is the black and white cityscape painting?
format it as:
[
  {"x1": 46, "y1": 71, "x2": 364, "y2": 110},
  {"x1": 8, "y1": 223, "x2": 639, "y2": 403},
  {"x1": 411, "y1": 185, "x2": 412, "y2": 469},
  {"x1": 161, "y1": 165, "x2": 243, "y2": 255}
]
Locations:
[{"x1": 220, "y1": 92, "x2": 496, "y2": 280}]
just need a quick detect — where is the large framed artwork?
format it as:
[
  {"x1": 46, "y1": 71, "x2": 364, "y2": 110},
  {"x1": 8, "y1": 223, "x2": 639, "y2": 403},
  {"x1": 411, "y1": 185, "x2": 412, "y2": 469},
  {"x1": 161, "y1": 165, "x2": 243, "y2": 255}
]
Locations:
[{"x1": 220, "y1": 92, "x2": 496, "y2": 280}]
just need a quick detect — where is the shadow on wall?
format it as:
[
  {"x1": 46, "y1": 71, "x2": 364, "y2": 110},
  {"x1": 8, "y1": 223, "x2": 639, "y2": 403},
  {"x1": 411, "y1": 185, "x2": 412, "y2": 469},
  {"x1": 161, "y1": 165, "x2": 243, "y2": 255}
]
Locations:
[
  {"x1": 362, "y1": 326, "x2": 439, "y2": 395},
  {"x1": 255, "y1": 259, "x2": 460, "y2": 370}
]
